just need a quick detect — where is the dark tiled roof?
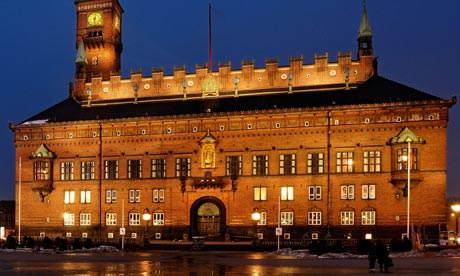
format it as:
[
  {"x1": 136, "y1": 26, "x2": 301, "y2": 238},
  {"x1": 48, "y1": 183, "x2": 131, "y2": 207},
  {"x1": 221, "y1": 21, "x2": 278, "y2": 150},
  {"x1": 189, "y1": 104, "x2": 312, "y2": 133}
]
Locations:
[{"x1": 20, "y1": 75, "x2": 441, "y2": 124}]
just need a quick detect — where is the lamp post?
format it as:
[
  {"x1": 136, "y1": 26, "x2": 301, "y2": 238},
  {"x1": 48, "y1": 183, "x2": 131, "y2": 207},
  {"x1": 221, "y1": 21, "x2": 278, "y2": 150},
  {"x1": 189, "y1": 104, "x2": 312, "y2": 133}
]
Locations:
[
  {"x1": 404, "y1": 138, "x2": 412, "y2": 239},
  {"x1": 142, "y1": 208, "x2": 151, "y2": 247},
  {"x1": 451, "y1": 204, "x2": 460, "y2": 244},
  {"x1": 251, "y1": 207, "x2": 261, "y2": 242}
]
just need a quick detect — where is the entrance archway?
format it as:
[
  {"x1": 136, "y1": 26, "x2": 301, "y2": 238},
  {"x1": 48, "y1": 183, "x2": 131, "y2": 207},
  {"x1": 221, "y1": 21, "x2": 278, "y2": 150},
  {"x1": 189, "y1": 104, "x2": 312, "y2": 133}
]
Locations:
[{"x1": 190, "y1": 197, "x2": 226, "y2": 237}]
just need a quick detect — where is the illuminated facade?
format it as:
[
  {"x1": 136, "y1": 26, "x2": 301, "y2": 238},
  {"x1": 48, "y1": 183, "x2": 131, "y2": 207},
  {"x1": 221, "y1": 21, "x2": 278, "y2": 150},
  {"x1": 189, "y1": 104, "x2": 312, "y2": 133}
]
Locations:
[{"x1": 10, "y1": 0, "x2": 456, "y2": 242}]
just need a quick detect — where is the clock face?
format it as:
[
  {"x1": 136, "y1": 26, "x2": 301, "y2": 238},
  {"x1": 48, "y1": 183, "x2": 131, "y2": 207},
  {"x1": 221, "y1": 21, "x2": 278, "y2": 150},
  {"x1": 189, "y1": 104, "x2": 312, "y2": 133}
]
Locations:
[{"x1": 87, "y1": 12, "x2": 103, "y2": 26}]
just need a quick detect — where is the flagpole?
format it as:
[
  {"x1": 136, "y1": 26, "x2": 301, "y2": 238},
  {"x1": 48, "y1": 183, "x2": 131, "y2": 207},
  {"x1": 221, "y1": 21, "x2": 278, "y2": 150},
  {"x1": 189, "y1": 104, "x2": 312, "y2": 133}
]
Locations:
[{"x1": 208, "y1": 2, "x2": 213, "y2": 73}]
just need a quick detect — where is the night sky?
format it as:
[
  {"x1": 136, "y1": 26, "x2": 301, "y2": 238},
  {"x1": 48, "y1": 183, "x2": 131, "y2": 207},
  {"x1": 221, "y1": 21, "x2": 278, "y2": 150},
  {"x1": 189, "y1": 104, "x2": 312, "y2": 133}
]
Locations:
[{"x1": 0, "y1": 0, "x2": 458, "y2": 200}]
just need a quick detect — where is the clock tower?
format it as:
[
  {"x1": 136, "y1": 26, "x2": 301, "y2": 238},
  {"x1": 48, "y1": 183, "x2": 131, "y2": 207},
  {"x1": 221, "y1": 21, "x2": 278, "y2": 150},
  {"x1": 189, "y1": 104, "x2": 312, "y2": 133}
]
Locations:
[{"x1": 74, "y1": 0, "x2": 123, "y2": 81}]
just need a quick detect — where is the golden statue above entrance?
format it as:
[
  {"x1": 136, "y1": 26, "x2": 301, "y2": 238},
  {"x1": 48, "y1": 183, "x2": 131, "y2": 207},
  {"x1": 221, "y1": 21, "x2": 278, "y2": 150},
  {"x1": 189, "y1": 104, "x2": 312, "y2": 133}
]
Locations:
[{"x1": 199, "y1": 130, "x2": 217, "y2": 168}]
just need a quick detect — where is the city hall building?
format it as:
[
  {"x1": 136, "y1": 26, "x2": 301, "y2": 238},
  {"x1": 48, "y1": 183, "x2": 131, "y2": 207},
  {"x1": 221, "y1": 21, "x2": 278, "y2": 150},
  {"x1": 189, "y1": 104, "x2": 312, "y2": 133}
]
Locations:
[{"x1": 10, "y1": 0, "x2": 456, "y2": 243}]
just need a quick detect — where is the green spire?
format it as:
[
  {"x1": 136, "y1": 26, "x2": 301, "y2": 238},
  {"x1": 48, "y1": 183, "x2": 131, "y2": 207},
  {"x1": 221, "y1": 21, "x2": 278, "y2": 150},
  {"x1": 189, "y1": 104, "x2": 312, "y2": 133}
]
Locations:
[
  {"x1": 75, "y1": 39, "x2": 88, "y2": 64},
  {"x1": 358, "y1": 0, "x2": 372, "y2": 39}
]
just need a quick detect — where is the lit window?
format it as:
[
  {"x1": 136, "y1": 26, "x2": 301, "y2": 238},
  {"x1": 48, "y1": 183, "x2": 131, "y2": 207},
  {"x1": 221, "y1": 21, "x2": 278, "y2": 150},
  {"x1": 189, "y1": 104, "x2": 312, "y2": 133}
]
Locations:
[
  {"x1": 362, "y1": 210, "x2": 376, "y2": 225},
  {"x1": 129, "y1": 189, "x2": 140, "y2": 203},
  {"x1": 106, "y1": 212, "x2": 117, "y2": 226},
  {"x1": 60, "y1": 162, "x2": 74, "y2": 180},
  {"x1": 151, "y1": 158, "x2": 166, "y2": 178},
  {"x1": 281, "y1": 187, "x2": 294, "y2": 201},
  {"x1": 106, "y1": 189, "x2": 117, "y2": 203},
  {"x1": 175, "y1": 158, "x2": 191, "y2": 178},
  {"x1": 397, "y1": 148, "x2": 418, "y2": 171},
  {"x1": 252, "y1": 155, "x2": 269, "y2": 175},
  {"x1": 336, "y1": 152, "x2": 354, "y2": 173},
  {"x1": 341, "y1": 185, "x2": 355, "y2": 200},
  {"x1": 104, "y1": 160, "x2": 119, "y2": 179},
  {"x1": 81, "y1": 161, "x2": 95, "y2": 180},
  {"x1": 308, "y1": 185, "x2": 322, "y2": 200},
  {"x1": 363, "y1": 151, "x2": 381, "y2": 172},
  {"x1": 280, "y1": 154, "x2": 296, "y2": 175},
  {"x1": 153, "y1": 212, "x2": 164, "y2": 226},
  {"x1": 34, "y1": 161, "x2": 50, "y2": 181},
  {"x1": 281, "y1": 211, "x2": 294, "y2": 225},
  {"x1": 308, "y1": 211, "x2": 322, "y2": 225},
  {"x1": 257, "y1": 211, "x2": 267, "y2": 226},
  {"x1": 153, "y1": 189, "x2": 165, "y2": 203},
  {"x1": 129, "y1": 212, "x2": 140, "y2": 226},
  {"x1": 254, "y1": 186, "x2": 267, "y2": 201},
  {"x1": 307, "y1": 153, "x2": 324, "y2": 174},
  {"x1": 64, "y1": 190, "x2": 75, "y2": 204},
  {"x1": 362, "y1": 184, "x2": 376, "y2": 200},
  {"x1": 80, "y1": 190, "x2": 91, "y2": 204},
  {"x1": 64, "y1": 213, "x2": 75, "y2": 226},
  {"x1": 226, "y1": 156, "x2": 242, "y2": 176},
  {"x1": 128, "y1": 159, "x2": 142, "y2": 179},
  {"x1": 340, "y1": 210, "x2": 355, "y2": 225},
  {"x1": 80, "y1": 213, "x2": 91, "y2": 226}
]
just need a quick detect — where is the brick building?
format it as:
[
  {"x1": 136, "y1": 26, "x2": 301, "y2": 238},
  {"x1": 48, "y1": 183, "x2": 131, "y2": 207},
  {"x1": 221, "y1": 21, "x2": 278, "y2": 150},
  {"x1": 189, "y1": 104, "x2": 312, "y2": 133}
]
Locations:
[{"x1": 10, "y1": 0, "x2": 456, "y2": 243}]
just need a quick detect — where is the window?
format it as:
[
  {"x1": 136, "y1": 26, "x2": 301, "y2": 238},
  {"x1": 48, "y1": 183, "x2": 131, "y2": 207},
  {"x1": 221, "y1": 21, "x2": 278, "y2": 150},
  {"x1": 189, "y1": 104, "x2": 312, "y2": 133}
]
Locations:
[
  {"x1": 226, "y1": 156, "x2": 242, "y2": 177},
  {"x1": 252, "y1": 155, "x2": 268, "y2": 175},
  {"x1": 280, "y1": 154, "x2": 296, "y2": 175},
  {"x1": 362, "y1": 210, "x2": 376, "y2": 225},
  {"x1": 341, "y1": 185, "x2": 355, "y2": 200},
  {"x1": 363, "y1": 151, "x2": 381, "y2": 172},
  {"x1": 80, "y1": 213, "x2": 91, "y2": 226},
  {"x1": 153, "y1": 189, "x2": 165, "y2": 203},
  {"x1": 129, "y1": 212, "x2": 140, "y2": 226},
  {"x1": 60, "y1": 162, "x2": 74, "y2": 180},
  {"x1": 254, "y1": 186, "x2": 267, "y2": 201},
  {"x1": 81, "y1": 161, "x2": 95, "y2": 180},
  {"x1": 307, "y1": 153, "x2": 324, "y2": 174},
  {"x1": 175, "y1": 158, "x2": 191, "y2": 178},
  {"x1": 129, "y1": 189, "x2": 140, "y2": 203},
  {"x1": 308, "y1": 211, "x2": 322, "y2": 225},
  {"x1": 397, "y1": 148, "x2": 418, "y2": 171},
  {"x1": 362, "y1": 184, "x2": 376, "y2": 200},
  {"x1": 151, "y1": 158, "x2": 166, "y2": 178},
  {"x1": 336, "y1": 152, "x2": 354, "y2": 173},
  {"x1": 281, "y1": 186, "x2": 294, "y2": 201},
  {"x1": 153, "y1": 212, "x2": 164, "y2": 226},
  {"x1": 64, "y1": 190, "x2": 75, "y2": 204},
  {"x1": 34, "y1": 161, "x2": 50, "y2": 181},
  {"x1": 128, "y1": 159, "x2": 142, "y2": 179},
  {"x1": 341, "y1": 210, "x2": 355, "y2": 225},
  {"x1": 308, "y1": 185, "x2": 322, "y2": 200},
  {"x1": 64, "y1": 213, "x2": 75, "y2": 226},
  {"x1": 104, "y1": 160, "x2": 119, "y2": 179},
  {"x1": 281, "y1": 211, "x2": 294, "y2": 225},
  {"x1": 80, "y1": 190, "x2": 91, "y2": 204},
  {"x1": 106, "y1": 212, "x2": 117, "y2": 226},
  {"x1": 106, "y1": 189, "x2": 117, "y2": 203},
  {"x1": 257, "y1": 211, "x2": 267, "y2": 226}
]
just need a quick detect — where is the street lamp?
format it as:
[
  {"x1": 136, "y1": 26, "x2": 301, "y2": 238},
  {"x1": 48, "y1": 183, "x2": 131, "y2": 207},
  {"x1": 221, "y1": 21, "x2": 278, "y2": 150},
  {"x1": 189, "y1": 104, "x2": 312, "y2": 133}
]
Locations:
[
  {"x1": 451, "y1": 204, "x2": 460, "y2": 244},
  {"x1": 142, "y1": 208, "x2": 151, "y2": 247},
  {"x1": 404, "y1": 137, "x2": 412, "y2": 239},
  {"x1": 251, "y1": 207, "x2": 261, "y2": 242}
]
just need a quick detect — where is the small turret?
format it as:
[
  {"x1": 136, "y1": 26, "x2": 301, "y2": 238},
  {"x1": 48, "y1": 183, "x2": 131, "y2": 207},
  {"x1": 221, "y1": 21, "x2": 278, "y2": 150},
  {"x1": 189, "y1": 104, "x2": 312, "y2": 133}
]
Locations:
[{"x1": 357, "y1": 0, "x2": 373, "y2": 58}]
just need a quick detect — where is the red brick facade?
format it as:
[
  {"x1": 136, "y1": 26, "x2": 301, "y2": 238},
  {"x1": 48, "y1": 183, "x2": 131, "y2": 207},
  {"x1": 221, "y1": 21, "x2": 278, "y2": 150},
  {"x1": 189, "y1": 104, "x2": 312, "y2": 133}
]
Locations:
[{"x1": 10, "y1": 0, "x2": 455, "y2": 242}]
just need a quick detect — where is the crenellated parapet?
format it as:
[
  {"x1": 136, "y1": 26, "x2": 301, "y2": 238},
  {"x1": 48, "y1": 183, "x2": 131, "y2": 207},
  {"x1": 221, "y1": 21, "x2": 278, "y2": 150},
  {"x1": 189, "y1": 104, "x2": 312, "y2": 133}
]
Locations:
[{"x1": 72, "y1": 52, "x2": 375, "y2": 105}]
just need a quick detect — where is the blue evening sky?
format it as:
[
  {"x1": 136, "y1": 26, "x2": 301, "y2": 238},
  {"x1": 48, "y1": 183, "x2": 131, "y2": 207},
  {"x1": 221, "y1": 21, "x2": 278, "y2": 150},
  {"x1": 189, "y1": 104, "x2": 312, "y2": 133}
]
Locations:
[{"x1": 0, "y1": 0, "x2": 458, "y2": 200}]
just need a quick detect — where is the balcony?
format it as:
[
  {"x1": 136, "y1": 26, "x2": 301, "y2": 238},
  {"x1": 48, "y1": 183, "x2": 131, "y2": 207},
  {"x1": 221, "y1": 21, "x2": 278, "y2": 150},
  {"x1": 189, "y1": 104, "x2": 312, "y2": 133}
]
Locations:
[{"x1": 390, "y1": 171, "x2": 423, "y2": 191}]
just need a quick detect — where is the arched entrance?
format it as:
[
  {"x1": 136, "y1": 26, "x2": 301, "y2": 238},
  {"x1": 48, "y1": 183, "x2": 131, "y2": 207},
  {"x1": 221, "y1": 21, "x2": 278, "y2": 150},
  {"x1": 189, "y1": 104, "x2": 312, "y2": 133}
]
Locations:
[{"x1": 190, "y1": 197, "x2": 226, "y2": 237}]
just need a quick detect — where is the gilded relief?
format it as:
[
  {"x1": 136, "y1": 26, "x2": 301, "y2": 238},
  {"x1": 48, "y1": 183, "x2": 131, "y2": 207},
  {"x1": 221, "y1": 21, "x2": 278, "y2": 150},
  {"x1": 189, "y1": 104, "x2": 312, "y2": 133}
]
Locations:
[{"x1": 200, "y1": 130, "x2": 217, "y2": 168}]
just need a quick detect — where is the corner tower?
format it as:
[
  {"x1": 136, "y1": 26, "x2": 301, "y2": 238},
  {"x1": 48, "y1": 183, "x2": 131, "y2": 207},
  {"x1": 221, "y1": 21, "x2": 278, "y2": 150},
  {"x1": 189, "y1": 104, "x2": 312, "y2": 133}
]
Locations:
[
  {"x1": 357, "y1": 0, "x2": 373, "y2": 59},
  {"x1": 74, "y1": 0, "x2": 123, "y2": 81}
]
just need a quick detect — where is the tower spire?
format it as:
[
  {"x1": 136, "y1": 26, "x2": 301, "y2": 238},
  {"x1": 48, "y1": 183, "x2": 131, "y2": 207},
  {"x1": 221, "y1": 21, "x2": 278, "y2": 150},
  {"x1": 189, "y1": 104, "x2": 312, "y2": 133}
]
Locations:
[{"x1": 357, "y1": 0, "x2": 373, "y2": 58}]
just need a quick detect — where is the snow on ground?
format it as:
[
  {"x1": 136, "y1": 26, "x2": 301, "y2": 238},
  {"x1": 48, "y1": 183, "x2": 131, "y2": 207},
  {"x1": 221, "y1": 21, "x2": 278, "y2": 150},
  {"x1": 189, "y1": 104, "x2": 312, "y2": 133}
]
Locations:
[
  {"x1": 0, "y1": 245, "x2": 119, "y2": 254},
  {"x1": 272, "y1": 247, "x2": 460, "y2": 258}
]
